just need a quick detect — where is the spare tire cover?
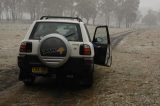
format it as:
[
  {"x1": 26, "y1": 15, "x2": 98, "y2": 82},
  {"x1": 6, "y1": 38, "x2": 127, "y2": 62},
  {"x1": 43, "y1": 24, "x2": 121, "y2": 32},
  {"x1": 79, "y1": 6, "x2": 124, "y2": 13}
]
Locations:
[{"x1": 38, "y1": 34, "x2": 71, "y2": 68}]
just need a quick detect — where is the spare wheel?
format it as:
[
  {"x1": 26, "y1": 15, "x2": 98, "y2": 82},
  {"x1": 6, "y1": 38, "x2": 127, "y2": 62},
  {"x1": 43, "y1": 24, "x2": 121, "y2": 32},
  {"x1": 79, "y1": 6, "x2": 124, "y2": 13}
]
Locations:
[{"x1": 38, "y1": 34, "x2": 71, "y2": 68}]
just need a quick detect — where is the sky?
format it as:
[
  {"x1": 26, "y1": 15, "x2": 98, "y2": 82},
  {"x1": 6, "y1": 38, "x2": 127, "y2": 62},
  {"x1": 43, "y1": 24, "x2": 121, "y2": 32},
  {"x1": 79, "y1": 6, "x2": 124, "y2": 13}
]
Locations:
[
  {"x1": 140, "y1": 0, "x2": 160, "y2": 10},
  {"x1": 140, "y1": 0, "x2": 160, "y2": 15}
]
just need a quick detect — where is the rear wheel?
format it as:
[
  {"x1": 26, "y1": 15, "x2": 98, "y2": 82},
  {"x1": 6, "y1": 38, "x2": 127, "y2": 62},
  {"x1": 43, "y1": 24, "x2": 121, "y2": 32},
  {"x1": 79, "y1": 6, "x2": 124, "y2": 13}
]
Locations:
[
  {"x1": 81, "y1": 64, "x2": 94, "y2": 87},
  {"x1": 23, "y1": 76, "x2": 35, "y2": 86},
  {"x1": 84, "y1": 72, "x2": 93, "y2": 87}
]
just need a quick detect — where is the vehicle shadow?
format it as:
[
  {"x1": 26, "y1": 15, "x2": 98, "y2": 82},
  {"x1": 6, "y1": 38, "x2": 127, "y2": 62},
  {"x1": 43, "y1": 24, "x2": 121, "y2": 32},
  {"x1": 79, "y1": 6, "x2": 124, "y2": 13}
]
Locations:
[
  {"x1": 30, "y1": 77, "x2": 91, "y2": 91},
  {"x1": 20, "y1": 68, "x2": 112, "y2": 105},
  {"x1": 21, "y1": 77, "x2": 95, "y2": 105}
]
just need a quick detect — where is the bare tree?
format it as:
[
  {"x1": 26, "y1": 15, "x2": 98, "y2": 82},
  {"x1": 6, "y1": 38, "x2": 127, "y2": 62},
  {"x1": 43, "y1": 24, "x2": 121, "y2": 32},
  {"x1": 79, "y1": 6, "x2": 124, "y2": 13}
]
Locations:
[
  {"x1": 0, "y1": 0, "x2": 3, "y2": 20},
  {"x1": 63, "y1": 0, "x2": 78, "y2": 16},
  {"x1": 0, "y1": 0, "x2": 140, "y2": 25},
  {"x1": 157, "y1": 10, "x2": 160, "y2": 25},
  {"x1": 101, "y1": 0, "x2": 115, "y2": 26},
  {"x1": 123, "y1": 0, "x2": 140, "y2": 28},
  {"x1": 76, "y1": 0, "x2": 97, "y2": 24},
  {"x1": 114, "y1": 0, "x2": 139, "y2": 28},
  {"x1": 24, "y1": 0, "x2": 40, "y2": 21},
  {"x1": 114, "y1": 0, "x2": 125, "y2": 27},
  {"x1": 43, "y1": 0, "x2": 68, "y2": 16}
]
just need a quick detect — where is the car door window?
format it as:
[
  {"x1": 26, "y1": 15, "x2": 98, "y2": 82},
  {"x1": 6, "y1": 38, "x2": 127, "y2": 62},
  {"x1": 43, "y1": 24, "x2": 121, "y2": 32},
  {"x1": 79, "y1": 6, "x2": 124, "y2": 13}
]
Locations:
[{"x1": 94, "y1": 27, "x2": 108, "y2": 44}]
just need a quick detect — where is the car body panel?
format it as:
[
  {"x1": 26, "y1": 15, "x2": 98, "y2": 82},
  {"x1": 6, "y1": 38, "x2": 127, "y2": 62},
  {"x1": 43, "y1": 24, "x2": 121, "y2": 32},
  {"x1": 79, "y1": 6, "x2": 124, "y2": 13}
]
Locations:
[{"x1": 20, "y1": 20, "x2": 94, "y2": 58}]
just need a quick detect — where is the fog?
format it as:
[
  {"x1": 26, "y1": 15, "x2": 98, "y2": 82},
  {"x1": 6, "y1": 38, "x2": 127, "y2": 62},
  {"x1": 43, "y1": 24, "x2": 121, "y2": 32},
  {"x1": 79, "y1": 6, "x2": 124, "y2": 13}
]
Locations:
[
  {"x1": 0, "y1": 0, "x2": 160, "y2": 27},
  {"x1": 140, "y1": 0, "x2": 160, "y2": 10},
  {"x1": 140, "y1": 0, "x2": 160, "y2": 16}
]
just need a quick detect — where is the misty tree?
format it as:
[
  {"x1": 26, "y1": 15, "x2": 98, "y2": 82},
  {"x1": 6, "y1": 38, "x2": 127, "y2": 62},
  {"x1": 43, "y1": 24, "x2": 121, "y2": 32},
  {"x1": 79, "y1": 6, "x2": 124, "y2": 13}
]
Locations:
[
  {"x1": 123, "y1": 0, "x2": 140, "y2": 28},
  {"x1": 44, "y1": 0, "x2": 75, "y2": 16},
  {"x1": 63, "y1": 0, "x2": 79, "y2": 17},
  {"x1": 76, "y1": 0, "x2": 97, "y2": 24},
  {"x1": 0, "y1": 0, "x2": 25, "y2": 21},
  {"x1": 9, "y1": 0, "x2": 17, "y2": 21},
  {"x1": 90, "y1": 0, "x2": 99, "y2": 25},
  {"x1": 101, "y1": 0, "x2": 115, "y2": 26},
  {"x1": 24, "y1": 0, "x2": 65, "y2": 20},
  {"x1": 2, "y1": 0, "x2": 11, "y2": 20},
  {"x1": 142, "y1": 10, "x2": 158, "y2": 27},
  {"x1": 114, "y1": 0, "x2": 124, "y2": 27},
  {"x1": 0, "y1": 0, "x2": 141, "y2": 26},
  {"x1": 2, "y1": 0, "x2": 23, "y2": 21},
  {"x1": 24, "y1": 0, "x2": 44, "y2": 20},
  {"x1": 157, "y1": 10, "x2": 160, "y2": 25},
  {"x1": 0, "y1": 0, "x2": 3, "y2": 20},
  {"x1": 15, "y1": 0, "x2": 24, "y2": 20},
  {"x1": 135, "y1": 10, "x2": 142, "y2": 23},
  {"x1": 114, "y1": 0, "x2": 140, "y2": 28}
]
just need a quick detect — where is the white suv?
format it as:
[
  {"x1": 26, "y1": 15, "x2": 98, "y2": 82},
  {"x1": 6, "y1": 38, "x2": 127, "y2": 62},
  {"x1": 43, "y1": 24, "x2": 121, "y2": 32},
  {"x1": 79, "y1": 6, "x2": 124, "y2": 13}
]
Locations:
[{"x1": 18, "y1": 16, "x2": 112, "y2": 87}]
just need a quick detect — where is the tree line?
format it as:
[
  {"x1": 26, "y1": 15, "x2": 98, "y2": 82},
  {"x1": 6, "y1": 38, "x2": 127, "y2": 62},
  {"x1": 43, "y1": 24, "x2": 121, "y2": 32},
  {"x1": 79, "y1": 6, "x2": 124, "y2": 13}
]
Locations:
[
  {"x1": 0, "y1": 0, "x2": 140, "y2": 27},
  {"x1": 142, "y1": 9, "x2": 160, "y2": 27}
]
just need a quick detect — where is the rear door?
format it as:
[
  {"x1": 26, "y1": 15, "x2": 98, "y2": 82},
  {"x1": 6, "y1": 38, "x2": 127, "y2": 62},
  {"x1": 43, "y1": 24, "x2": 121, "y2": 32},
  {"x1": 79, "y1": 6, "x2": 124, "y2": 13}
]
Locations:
[{"x1": 92, "y1": 26, "x2": 112, "y2": 67}]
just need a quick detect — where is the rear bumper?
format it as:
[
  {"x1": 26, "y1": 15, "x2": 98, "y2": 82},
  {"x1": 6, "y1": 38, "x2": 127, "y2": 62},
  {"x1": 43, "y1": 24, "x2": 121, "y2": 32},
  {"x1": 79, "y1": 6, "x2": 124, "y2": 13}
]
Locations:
[{"x1": 18, "y1": 55, "x2": 94, "y2": 79}]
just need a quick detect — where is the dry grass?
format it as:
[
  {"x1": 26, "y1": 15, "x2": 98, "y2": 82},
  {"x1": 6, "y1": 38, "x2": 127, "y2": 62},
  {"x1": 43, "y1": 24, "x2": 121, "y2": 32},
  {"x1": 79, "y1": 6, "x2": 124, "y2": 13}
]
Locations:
[{"x1": 0, "y1": 23, "x2": 29, "y2": 69}]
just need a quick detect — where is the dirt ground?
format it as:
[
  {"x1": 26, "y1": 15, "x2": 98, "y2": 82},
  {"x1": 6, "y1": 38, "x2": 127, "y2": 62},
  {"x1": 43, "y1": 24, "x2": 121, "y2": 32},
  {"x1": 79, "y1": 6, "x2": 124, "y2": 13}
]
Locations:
[
  {"x1": 0, "y1": 24, "x2": 160, "y2": 105},
  {"x1": 0, "y1": 24, "x2": 29, "y2": 70}
]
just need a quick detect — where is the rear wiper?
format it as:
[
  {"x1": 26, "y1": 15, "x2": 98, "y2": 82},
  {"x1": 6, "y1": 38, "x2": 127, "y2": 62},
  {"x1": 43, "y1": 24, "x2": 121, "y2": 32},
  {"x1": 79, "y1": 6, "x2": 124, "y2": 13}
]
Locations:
[{"x1": 65, "y1": 32, "x2": 75, "y2": 38}]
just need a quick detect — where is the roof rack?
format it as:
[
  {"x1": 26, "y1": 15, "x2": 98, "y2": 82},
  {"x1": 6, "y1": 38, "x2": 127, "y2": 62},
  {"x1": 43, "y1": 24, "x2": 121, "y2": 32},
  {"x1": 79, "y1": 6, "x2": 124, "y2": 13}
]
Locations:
[{"x1": 40, "y1": 16, "x2": 83, "y2": 22}]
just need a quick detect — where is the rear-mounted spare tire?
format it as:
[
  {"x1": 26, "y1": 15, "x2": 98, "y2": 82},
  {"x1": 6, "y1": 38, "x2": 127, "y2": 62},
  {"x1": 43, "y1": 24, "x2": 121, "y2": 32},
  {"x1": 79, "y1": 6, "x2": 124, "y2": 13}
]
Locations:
[{"x1": 38, "y1": 34, "x2": 71, "y2": 68}]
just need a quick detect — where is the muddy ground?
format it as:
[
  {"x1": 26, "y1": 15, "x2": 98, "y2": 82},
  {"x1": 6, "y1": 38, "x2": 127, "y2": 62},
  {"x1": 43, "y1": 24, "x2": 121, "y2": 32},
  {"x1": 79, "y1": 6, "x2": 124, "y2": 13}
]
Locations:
[{"x1": 0, "y1": 24, "x2": 160, "y2": 106}]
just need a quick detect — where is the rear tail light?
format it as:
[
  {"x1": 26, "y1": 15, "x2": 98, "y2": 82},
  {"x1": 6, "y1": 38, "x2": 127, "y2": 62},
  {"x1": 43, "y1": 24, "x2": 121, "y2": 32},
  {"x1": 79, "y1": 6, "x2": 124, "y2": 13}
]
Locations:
[
  {"x1": 20, "y1": 42, "x2": 32, "y2": 53},
  {"x1": 80, "y1": 44, "x2": 91, "y2": 55}
]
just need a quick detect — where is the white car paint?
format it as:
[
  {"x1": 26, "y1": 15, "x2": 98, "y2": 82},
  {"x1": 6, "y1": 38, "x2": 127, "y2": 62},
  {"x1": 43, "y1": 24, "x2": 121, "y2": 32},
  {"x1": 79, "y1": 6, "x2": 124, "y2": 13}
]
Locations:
[{"x1": 20, "y1": 19, "x2": 95, "y2": 59}]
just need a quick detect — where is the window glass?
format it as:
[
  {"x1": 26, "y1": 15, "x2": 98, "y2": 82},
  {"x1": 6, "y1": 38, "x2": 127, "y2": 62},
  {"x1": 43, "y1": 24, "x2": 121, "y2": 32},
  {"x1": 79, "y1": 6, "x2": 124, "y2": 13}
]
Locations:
[
  {"x1": 30, "y1": 22, "x2": 82, "y2": 41},
  {"x1": 94, "y1": 27, "x2": 108, "y2": 44}
]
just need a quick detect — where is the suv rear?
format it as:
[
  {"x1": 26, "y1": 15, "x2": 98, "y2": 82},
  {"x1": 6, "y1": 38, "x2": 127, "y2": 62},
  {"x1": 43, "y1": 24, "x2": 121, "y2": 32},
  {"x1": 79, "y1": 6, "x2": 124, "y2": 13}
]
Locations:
[{"x1": 18, "y1": 16, "x2": 112, "y2": 87}]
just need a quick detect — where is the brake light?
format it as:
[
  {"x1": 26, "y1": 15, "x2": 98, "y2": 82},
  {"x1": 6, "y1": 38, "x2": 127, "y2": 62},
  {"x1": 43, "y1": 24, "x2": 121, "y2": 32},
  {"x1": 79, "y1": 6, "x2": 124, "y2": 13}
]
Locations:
[
  {"x1": 20, "y1": 42, "x2": 32, "y2": 53},
  {"x1": 80, "y1": 44, "x2": 91, "y2": 55}
]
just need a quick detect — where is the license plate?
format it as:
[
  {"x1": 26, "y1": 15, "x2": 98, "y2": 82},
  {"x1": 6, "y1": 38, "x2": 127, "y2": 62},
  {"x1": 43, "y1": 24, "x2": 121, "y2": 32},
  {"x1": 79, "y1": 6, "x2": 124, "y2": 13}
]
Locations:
[{"x1": 32, "y1": 67, "x2": 48, "y2": 74}]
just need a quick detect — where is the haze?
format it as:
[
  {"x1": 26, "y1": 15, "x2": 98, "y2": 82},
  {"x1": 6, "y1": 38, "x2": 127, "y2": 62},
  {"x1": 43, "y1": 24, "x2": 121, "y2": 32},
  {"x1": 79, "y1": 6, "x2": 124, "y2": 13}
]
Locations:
[
  {"x1": 0, "y1": 0, "x2": 160, "y2": 27},
  {"x1": 140, "y1": 0, "x2": 160, "y2": 10},
  {"x1": 1, "y1": 0, "x2": 160, "y2": 105}
]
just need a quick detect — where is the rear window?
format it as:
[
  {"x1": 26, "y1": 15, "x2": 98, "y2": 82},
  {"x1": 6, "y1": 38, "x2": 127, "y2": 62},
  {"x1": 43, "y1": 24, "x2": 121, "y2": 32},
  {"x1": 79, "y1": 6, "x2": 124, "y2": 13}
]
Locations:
[{"x1": 30, "y1": 22, "x2": 83, "y2": 41}]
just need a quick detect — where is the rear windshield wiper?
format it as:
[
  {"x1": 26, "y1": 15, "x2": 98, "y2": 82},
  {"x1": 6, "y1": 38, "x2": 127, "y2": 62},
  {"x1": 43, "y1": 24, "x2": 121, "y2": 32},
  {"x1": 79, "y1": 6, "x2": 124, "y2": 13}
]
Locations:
[{"x1": 64, "y1": 32, "x2": 75, "y2": 38}]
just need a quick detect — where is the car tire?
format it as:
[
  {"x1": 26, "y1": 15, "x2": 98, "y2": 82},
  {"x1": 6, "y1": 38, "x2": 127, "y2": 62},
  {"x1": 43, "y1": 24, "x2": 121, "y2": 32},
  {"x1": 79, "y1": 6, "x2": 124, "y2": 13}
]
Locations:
[
  {"x1": 81, "y1": 64, "x2": 94, "y2": 87},
  {"x1": 23, "y1": 76, "x2": 35, "y2": 86},
  {"x1": 85, "y1": 72, "x2": 93, "y2": 87}
]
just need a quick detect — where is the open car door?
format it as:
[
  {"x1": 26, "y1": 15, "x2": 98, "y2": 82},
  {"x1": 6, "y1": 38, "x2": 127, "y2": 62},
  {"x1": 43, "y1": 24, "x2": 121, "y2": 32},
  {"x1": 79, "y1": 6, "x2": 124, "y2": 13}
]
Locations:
[{"x1": 92, "y1": 26, "x2": 112, "y2": 67}]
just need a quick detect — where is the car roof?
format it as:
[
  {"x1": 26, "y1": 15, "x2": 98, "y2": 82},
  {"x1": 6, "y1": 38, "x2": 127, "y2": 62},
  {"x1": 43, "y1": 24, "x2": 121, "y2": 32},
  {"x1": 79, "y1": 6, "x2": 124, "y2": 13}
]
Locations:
[{"x1": 35, "y1": 19, "x2": 82, "y2": 24}]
